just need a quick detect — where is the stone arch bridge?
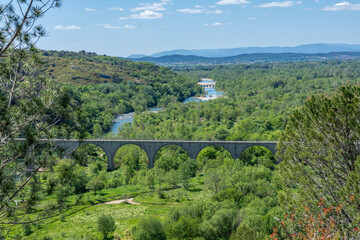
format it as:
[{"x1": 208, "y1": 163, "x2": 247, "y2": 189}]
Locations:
[{"x1": 16, "y1": 139, "x2": 278, "y2": 170}]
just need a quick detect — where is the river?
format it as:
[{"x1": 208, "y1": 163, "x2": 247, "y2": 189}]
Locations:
[{"x1": 110, "y1": 79, "x2": 224, "y2": 134}]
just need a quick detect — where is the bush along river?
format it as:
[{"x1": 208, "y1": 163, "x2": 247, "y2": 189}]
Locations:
[{"x1": 110, "y1": 79, "x2": 224, "y2": 134}]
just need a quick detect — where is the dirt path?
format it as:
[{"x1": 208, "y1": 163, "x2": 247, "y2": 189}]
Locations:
[{"x1": 101, "y1": 198, "x2": 140, "y2": 205}]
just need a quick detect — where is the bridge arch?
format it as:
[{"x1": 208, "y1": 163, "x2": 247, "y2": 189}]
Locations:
[
  {"x1": 238, "y1": 145, "x2": 277, "y2": 169},
  {"x1": 196, "y1": 145, "x2": 233, "y2": 168},
  {"x1": 152, "y1": 144, "x2": 191, "y2": 171},
  {"x1": 78, "y1": 142, "x2": 108, "y2": 154},
  {"x1": 114, "y1": 144, "x2": 149, "y2": 170},
  {"x1": 238, "y1": 143, "x2": 277, "y2": 157},
  {"x1": 65, "y1": 143, "x2": 109, "y2": 170},
  {"x1": 196, "y1": 144, "x2": 235, "y2": 160},
  {"x1": 56, "y1": 141, "x2": 122, "y2": 171},
  {"x1": 133, "y1": 142, "x2": 197, "y2": 168}
]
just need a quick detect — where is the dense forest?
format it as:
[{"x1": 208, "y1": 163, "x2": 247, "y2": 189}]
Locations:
[{"x1": 119, "y1": 60, "x2": 360, "y2": 141}]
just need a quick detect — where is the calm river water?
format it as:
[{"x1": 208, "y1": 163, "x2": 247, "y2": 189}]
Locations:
[{"x1": 110, "y1": 79, "x2": 224, "y2": 134}]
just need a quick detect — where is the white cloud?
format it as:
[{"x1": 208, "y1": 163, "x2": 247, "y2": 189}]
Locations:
[
  {"x1": 216, "y1": 0, "x2": 251, "y2": 5},
  {"x1": 130, "y1": 1, "x2": 170, "y2": 19},
  {"x1": 132, "y1": 3, "x2": 165, "y2": 12},
  {"x1": 205, "y1": 22, "x2": 223, "y2": 26},
  {"x1": 99, "y1": 24, "x2": 121, "y2": 29},
  {"x1": 248, "y1": 17, "x2": 256, "y2": 20},
  {"x1": 119, "y1": 17, "x2": 128, "y2": 20},
  {"x1": 131, "y1": 1, "x2": 169, "y2": 12},
  {"x1": 177, "y1": 8, "x2": 204, "y2": 14},
  {"x1": 258, "y1": 1, "x2": 302, "y2": 8},
  {"x1": 131, "y1": 10, "x2": 163, "y2": 19},
  {"x1": 99, "y1": 24, "x2": 136, "y2": 29},
  {"x1": 208, "y1": 9, "x2": 224, "y2": 14},
  {"x1": 322, "y1": 1, "x2": 360, "y2": 11},
  {"x1": 85, "y1": 8, "x2": 96, "y2": 11},
  {"x1": 213, "y1": 22, "x2": 223, "y2": 26},
  {"x1": 109, "y1": 7, "x2": 124, "y2": 11},
  {"x1": 177, "y1": 8, "x2": 223, "y2": 14},
  {"x1": 54, "y1": 25, "x2": 81, "y2": 30},
  {"x1": 125, "y1": 25, "x2": 136, "y2": 29},
  {"x1": 194, "y1": 5, "x2": 203, "y2": 8}
]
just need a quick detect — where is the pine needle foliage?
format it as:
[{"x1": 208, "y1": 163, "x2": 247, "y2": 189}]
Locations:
[{"x1": 278, "y1": 84, "x2": 360, "y2": 234}]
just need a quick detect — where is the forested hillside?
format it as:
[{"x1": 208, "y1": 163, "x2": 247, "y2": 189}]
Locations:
[
  {"x1": 38, "y1": 50, "x2": 202, "y2": 137},
  {"x1": 40, "y1": 50, "x2": 189, "y2": 85}
]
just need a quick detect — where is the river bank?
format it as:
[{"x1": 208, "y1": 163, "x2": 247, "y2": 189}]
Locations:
[{"x1": 110, "y1": 79, "x2": 224, "y2": 134}]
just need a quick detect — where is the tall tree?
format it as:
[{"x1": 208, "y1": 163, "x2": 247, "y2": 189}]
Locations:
[
  {"x1": 0, "y1": 0, "x2": 79, "y2": 236},
  {"x1": 278, "y1": 85, "x2": 360, "y2": 235},
  {"x1": 0, "y1": 0, "x2": 61, "y2": 56}
]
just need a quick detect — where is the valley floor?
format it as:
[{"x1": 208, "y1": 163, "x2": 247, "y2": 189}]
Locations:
[{"x1": 20, "y1": 179, "x2": 211, "y2": 239}]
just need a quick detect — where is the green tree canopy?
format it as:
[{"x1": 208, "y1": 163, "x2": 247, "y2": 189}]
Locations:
[
  {"x1": 278, "y1": 85, "x2": 360, "y2": 234},
  {"x1": 132, "y1": 217, "x2": 166, "y2": 240},
  {"x1": 97, "y1": 214, "x2": 116, "y2": 239}
]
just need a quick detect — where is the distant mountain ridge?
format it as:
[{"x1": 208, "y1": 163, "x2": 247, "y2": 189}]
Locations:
[
  {"x1": 126, "y1": 52, "x2": 360, "y2": 66},
  {"x1": 128, "y1": 43, "x2": 360, "y2": 59}
]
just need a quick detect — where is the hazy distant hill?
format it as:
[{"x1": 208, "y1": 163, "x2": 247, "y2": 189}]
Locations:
[
  {"x1": 127, "y1": 54, "x2": 147, "y2": 58},
  {"x1": 127, "y1": 52, "x2": 360, "y2": 66},
  {"x1": 129, "y1": 43, "x2": 360, "y2": 59}
]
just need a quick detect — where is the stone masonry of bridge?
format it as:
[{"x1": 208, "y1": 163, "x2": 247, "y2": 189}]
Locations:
[
  {"x1": 14, "y1": 139, "x2": 278, "y2": 170},
  {"x1": 50, "y1": 139, "x2": 278, "y2": 171}
]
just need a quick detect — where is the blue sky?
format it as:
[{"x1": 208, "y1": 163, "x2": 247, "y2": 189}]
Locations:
[{"x1": 37, "y1": 0, "x2": 360, "y2": 57}]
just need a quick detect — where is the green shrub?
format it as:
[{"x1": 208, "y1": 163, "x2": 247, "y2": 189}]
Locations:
[
  {"x1": 97, "y1": 214, "x2": 116, "y2": 239},
  {"x1": 229, "y1": 223, "x2": 257, "y2": 240},
  {"x1": 22, "y1": 223, "x2": 33, "y2": 236},
  {"x1": 145, "y1": 169, "x2": 156, "y2": 189},
  {"x1": 60, "y1": 214, "x2": 66, "y2": 222},
  {"x1": 155, "y1": 187, "x2": 165, "y2": 199},
  {"x1": 132, "y1": 217, "x2": 166, "y2": 240},
  {"x1": 166, "y1": 216, "x2": 200, "y2": 239},
  {"x1": 201, "y1": 208, "x2": 239, "y2": 240}
]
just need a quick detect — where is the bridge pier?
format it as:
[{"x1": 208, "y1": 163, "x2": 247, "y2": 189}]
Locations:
[
  {"x1": 103, "y1": 149, "x2": 115, "y2": 171},
  {"x1": 137, "y1": 142, "x2": 159, "y2": 169},
  {"x1": 96, "y1": 141, "x2": 122, "y2": 171}
]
